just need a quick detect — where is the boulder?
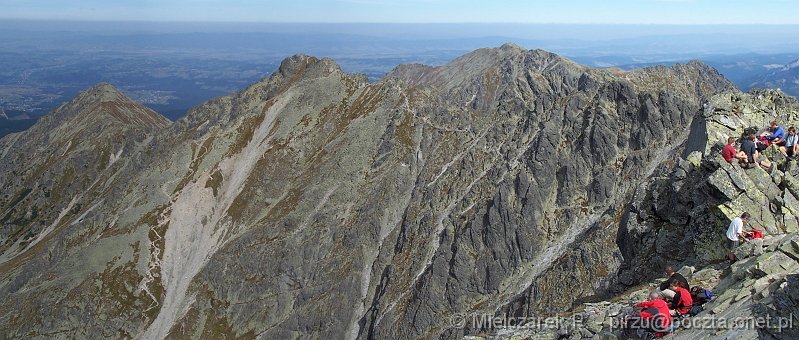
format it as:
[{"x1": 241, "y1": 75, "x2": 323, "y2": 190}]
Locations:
[
  {"x1": 771, "y1": 169, "x2": 784, "y2": 186},
  {"x1": 731, "y1": 256, "x2": 759, "y2": 280},
  {"x1": 751, "y1": 251, "x2": 797, "y2": 277},
  {"x1": 784, "y1": 173, "x2": 799, "y2": 199},
  {"x1": 752, "y1": 274, "x2": 799, "y2": 340},
  {"x1": 691, "y1": 267, "x2": 722, "y2": 284},
  {"x1": 687, "y1": 151, "x2": 703, "y2": 168},
  {"x1": 708, "y1": 168, "x2": 743, "y2": 200},
  {"x1": 751, "y1": 237, "x2": 764, "y2": 256},
  {"x1": 763, "y1": 234, "x2": 788, "y2": 249},
  {"x1": 778, "y1": 237, "x2": 799, "y2": 261},
  {"x1": 605, "y1": 304, "x2": 622, "y2": 318},
  {"x1": 677, "y1": 265, "x2": 696, "y2": 279},
  {"x1": 753, "y1": 276, "x2": 773, "y2": 294}
]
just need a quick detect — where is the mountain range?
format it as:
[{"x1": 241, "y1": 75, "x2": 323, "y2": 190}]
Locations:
[
  {"x1": 1, "y1": 44, "x2": 798, "y2": 339},
  {"x1": 2, "y1": 26, "x2": 799, "y2": 141},
  {"x1": 749, "y1": 58, "x2": 799, "y2": 98}
]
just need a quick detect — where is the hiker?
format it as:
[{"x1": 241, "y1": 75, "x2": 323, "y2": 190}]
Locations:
[
  {"x1": 722, "y1": 137, "x2": 747, "y2": 163},
  {"x1": 760, "y1": 120, "x2": 786, "y2": 145},
  {"x1": 628, "y1": 292, "x2": 673, "y2": 338},
  {"x1": 741, "y1": 134, "x2": 771, "y2": 170},
  {"x1": 668, "y1": 280, "x2": 693, "y2": 317},
  {"x1": 658, "y1": 265, "x2": 690, "y2": 300},
  {"x1": 779, "y1": 126, "x2": 799, "y2": 160},
  {"x1": 726, "y1": 212, "x2": 751, "y2": 262}
]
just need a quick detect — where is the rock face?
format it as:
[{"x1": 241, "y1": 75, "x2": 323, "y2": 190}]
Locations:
[
  {"x1": 618, "y1": 89, "x2": 799, "y2": 288},
  {"x1": 486, "y1": 88, "x2": 799, "y2": 340},
  {"x1": 0, "y1": 45, "x2": 738, "y2": 338}
]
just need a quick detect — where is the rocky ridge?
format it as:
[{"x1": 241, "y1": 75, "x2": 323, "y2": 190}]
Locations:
[
  {"x1": 485, "y1": 88, "x2": 799, "y2": 339},
  {"x1": 487, "y1": 234, "x2": 799, "y2": 340},
  {"x1": 617, "y1": 89, "x2": 799, "y2": 286},
  {"x1": 0, "y1": 83, "x2": 170, "y2": 264},
  {"x1": 0, "y1": 45, "x2": 761, "y2": 339}
]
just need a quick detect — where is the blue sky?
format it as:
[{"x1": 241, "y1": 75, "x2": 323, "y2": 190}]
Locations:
[{"x1": 1, "y1": 0, "x2": 798, "y2": 24}]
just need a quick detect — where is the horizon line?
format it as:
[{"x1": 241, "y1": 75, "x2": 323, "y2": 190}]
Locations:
[{"x1": 2, "y1": 18, "x2": 799, "y2": 26}]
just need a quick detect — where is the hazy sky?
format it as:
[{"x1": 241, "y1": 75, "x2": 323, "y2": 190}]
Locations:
[{"x1": 1, "y1": 0, "x2": 798, "y2": 24}]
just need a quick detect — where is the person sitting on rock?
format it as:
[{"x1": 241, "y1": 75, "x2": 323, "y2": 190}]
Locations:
[
  {"x1": 632, "y1": 292, "x2": 673, "y2": 337},
  {"x1": 659, "y1": 265, "x2": 690, "y2": 299},
  {"x1": 726, "y1": 212, "x2": 750, "y2": 262},
  {"x1": 668, "y1": 280, "x2": 693, "y2": 317},
  {"x1": 722, "y1": 137, "x2": 747, "y2": 163},
  {"x1": 741, "y1": 134, "x2": 771, "y2": 170},
  {"x1": 779, "y1": 126, "x2": 799, "y2": 160},
  {"x1": 760, "y1": 120, "x2": 786, "y2": 145}
]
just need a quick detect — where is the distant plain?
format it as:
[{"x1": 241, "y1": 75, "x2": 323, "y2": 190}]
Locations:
[{"x1": 2, "y1": 21, "x2": 799, "y2": 137}]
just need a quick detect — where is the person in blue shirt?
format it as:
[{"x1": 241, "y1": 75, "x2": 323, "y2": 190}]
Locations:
[{"x1": 761, "y1": 120, "x2": 786, "y2": 144}]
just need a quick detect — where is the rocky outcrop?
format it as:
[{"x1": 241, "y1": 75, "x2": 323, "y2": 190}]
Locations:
[
  {"x1": 478, "y1": 89, "x2": 799, "y2": 339},
  {"x1": 0, "y1": 46, "x2": 739, "y2": 338},
  {"x1": 486, "y1": 233, "x2": 799, "y2": 339},
  {"x1": 618, "y1": 89, "x2": 799, "y2": 288}
]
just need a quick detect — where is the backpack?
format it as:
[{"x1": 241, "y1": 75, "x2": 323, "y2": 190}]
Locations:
[
  {"x1": 690, "y1": 287, "x2": 713, "y2": 305},
  {"x1": 757, "y1": 137, "x2": 770, "y2": 151},
  {"x1": 750, "y1": 229, "x2": 763, "y2": 239}
]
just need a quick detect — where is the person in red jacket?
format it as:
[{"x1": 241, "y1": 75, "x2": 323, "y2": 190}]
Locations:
[
  {"x1": 669, "y1": 280, "x2": 693, "y2": 316},
  {"x1": 633, "y1": 292, "x2": 673, "y2": 337},
  {"x1": 722, "y1": 137, "x2": 747, "y2": 163}
]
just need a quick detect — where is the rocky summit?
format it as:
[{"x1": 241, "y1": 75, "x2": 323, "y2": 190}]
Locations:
[
  {"x1": 489, "y1": 88, "x2": 799, "y2": 340},
  {"x1": 1, "y1": 44, "x2": 797, "y2": 339}
]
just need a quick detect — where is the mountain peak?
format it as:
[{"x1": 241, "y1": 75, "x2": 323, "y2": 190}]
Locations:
[
  {"x1": 277, "y1": 54, "x2": 342, "y2": 80},
  {"x1": 387, "y1": 45, "x2": 582, "y2": 94},
  {"x1": 78, "y1": 82, "x2": 127, "y2": 103},
  {"x1": 499, "y1": 42, "x2": 525, "y2": 53},
  {"x1": 41, "y1": 82, "x2": 170, "y2": 132},
  {"x1": 238, "y1": 54, "x2": 345, "y2": 97},
  {"x1": 278, "y1": 54, "x2": 318, "y2": 76},
  {"x1": 469, "y1": 43, "x2": 526, "y2": 60},
  {"x1": 683, "y1": 59, "x2": 717, "y2": 72}
]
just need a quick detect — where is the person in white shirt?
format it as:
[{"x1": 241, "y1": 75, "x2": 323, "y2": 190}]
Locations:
[
  {"x1": 726, "y1": 212, "x2": 750, "y2": 262},
  {"x1": 779, "y1": 127, "x2": 799, "y2": 160}
]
